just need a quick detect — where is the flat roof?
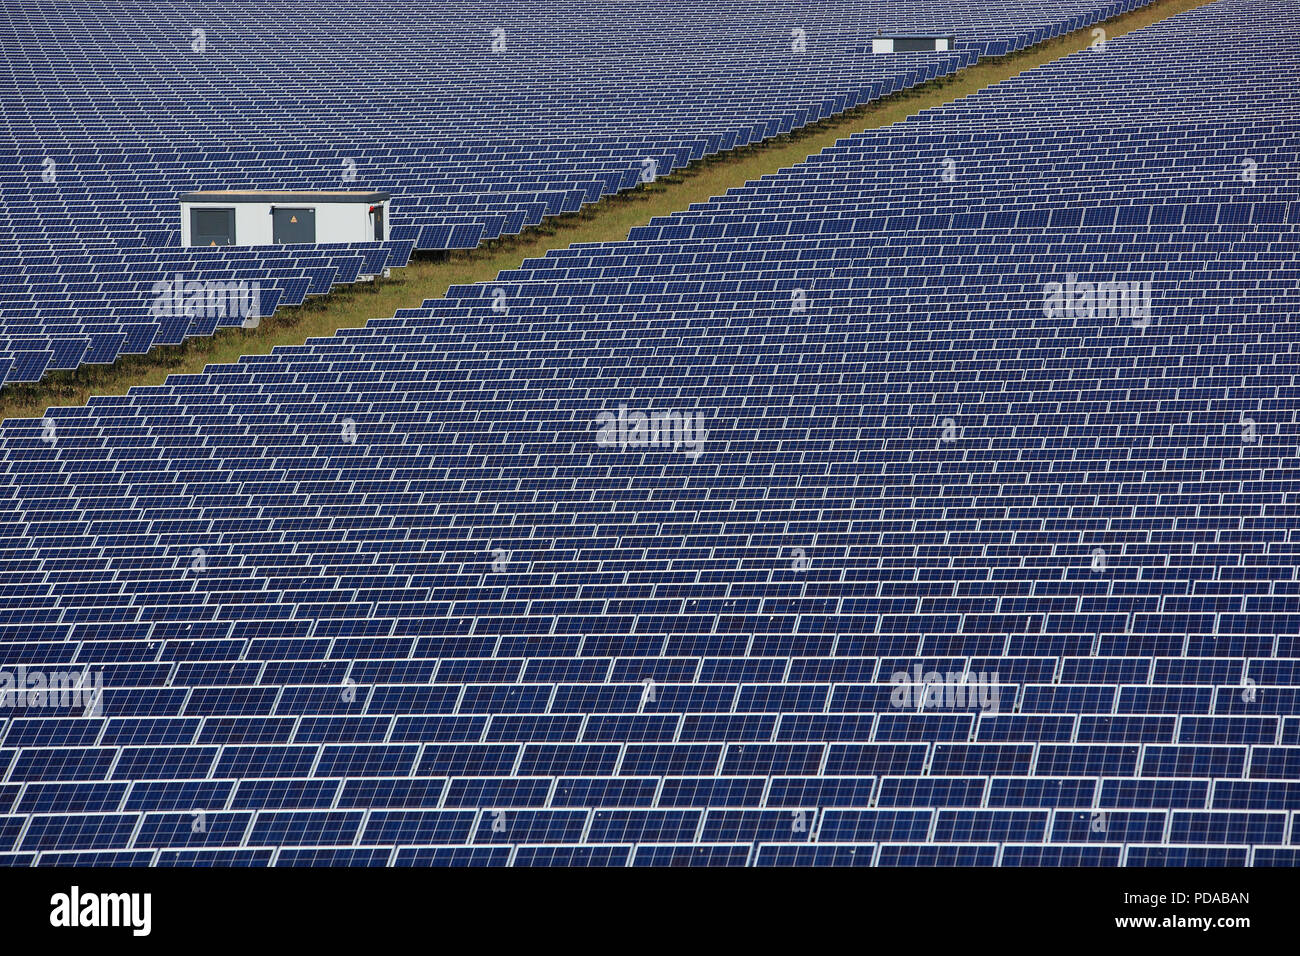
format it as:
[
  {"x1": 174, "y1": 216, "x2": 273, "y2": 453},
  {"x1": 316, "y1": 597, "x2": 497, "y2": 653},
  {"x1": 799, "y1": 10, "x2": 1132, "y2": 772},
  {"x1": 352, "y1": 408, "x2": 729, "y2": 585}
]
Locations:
[{"x1": 180, "y1": 190, "x2": 390, "y2": 203}]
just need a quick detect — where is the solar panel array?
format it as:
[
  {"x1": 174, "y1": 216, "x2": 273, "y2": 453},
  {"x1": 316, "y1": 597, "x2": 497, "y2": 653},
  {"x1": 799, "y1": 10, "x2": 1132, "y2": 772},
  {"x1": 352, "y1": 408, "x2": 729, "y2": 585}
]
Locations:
[
  {"x1": 0, "y1": 0, "x2": 1155, "y2": 383},
  {"x1": 1, "y1": 0, "x2": 1297, "y2": 866}
]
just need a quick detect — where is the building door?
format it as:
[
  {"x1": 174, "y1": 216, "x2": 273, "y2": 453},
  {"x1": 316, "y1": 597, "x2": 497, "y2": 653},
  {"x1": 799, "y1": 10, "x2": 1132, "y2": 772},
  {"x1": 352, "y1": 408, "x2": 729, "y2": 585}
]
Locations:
[
  {"x1": 371, "y1": 204, "x2": 385, "y2": 241},
  {"x1": 272, "y1": 207, "x2": 316, "y2": 244},
  {"x1": 191, "y1": 207, "x2": 235, "y2": 246}
]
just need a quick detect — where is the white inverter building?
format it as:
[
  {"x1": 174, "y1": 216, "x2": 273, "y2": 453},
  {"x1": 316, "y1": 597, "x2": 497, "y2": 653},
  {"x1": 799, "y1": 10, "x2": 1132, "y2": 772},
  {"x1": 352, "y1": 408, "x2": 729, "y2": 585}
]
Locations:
[
  {"x1": 179, "y1": 190, "x2": 391, "y2": 247},
  {"x1": 871, "y1": 34, "x2": 955, "y2": 53}
]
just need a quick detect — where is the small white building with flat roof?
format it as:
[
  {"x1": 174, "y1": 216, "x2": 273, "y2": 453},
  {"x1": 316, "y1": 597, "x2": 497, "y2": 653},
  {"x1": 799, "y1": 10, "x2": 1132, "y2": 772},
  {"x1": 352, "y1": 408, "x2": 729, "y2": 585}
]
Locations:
[
  {"x1": 179, "y1": 190, "x2": 391, "y2": 247},
  {"x1": 871, "y1": 34, "x2": 955, "y2": 53}
]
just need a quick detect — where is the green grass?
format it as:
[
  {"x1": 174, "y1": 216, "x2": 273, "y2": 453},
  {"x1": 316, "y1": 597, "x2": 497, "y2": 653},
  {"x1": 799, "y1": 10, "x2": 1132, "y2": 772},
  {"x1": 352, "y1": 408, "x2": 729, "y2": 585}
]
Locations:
[{"x1": 0, "y1": 0, "x2": 1218, "y2": 420}]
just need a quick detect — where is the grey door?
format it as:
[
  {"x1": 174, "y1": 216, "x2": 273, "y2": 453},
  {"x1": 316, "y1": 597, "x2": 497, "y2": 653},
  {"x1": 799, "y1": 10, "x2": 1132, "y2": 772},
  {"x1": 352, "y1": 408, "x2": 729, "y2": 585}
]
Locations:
[
  {"x1": 191, "y1": 207, "x2": 235, "y2": 246},
  {"x1": 272, "y1": 207, "x2": 315, "y2": 244},
  {"x1": 371, "y1": 204, "x2": 384, "y2": 240}
]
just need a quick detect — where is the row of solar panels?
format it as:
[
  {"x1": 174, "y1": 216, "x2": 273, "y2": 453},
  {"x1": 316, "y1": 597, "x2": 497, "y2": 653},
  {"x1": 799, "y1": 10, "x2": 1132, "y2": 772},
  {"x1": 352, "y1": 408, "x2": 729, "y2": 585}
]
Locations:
[
  {"x1": 1, "y1": 709, "x2": 1300, "y2": 740},
  {"x1": 6, "y1": 772, "x2": 1300, "y2": 808},
  {"x1": 3, "y1": 642, "x2": 1300, "y2": 671},
  {"x1": 0, "y1": 739, "x2": 1296, "y2": 765},
  {"x1": 0, "y1": 842, "x2": 1292, "y2": 867},
  {"x1": 0, "y1": 807, "x2": 1296, "y2": 850},
  {"x1": 3, "y1": 684, "x2": 1300, "y2": 713}
]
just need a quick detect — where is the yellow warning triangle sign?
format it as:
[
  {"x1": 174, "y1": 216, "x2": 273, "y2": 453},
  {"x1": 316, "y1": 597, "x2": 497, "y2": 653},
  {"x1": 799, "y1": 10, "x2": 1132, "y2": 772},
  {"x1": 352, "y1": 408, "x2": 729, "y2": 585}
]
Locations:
[
  {"x1": 290, "y1": 215, "x2": 297, "y2": 223},
  {"x1": 209, "y1": 240, "x2": 216, "y2": 246}
]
